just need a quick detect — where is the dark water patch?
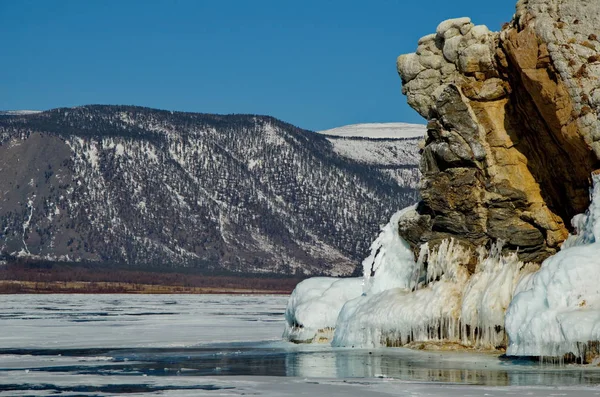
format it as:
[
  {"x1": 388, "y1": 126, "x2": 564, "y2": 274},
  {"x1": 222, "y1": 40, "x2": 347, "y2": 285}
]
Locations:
[
  {"x1": 125, "y1": 312, "x2": 178, "y2": 316},
  {"x1": 97, "y1": 346, "x2": 290, "y2": 377},
  {"x1": 0, "y1": 313, "x2": 27, "y2": 318},
  {"x1": 250, "y1": 312, "x2": 285, "y2": 316},
  {"x1": 0, "y1": 347, "x2": 119, "y2": 357},
  {"x1": 18, "y1": 311, "x2": 114, "y2": 319},
  {"x1": 72, "y1": 312, "x2": 111, "y2": 316},
  {"x1": 34, "y1": 306, "x2": 77, "y2": 311},
  {"x1": 0, "y1": 344, "x2": 263, "y2": 359},
  {"x1": 0, "y1": 383, "x2": 234, "y2": 393},
  {"x1": 240, "y1": 318, "x2": 284, "y2": 323},
  {"x1": 62, "y1": 311, "x2": 178, "y2": 322},
  {"x1": 4, "y1": 345, "x2": 600, "y2": 387},
  {"x1": 499, "y1": 354, "x2": 543, "y2": 365},
  {"x1": 0, "y1": 346, "x2": 290, "y2": 377},
  {"x1": 210, "y1": 311, "x2": 283, "y2": 317}
]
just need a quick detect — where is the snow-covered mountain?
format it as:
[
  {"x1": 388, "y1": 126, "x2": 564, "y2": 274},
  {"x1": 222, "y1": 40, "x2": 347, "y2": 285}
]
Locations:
[
  {"x1": 0, "y1": 110, "x2": 42, "y2": 116},
  {"x1": 0, "y1": 106, "x2": 420, "y2": 276},
  {"x1": 319, "y1": 122, "x2": 425, "y2": 139},
  {"x1": 318, "y1": 123, "x2": 425, "y2": 189}
]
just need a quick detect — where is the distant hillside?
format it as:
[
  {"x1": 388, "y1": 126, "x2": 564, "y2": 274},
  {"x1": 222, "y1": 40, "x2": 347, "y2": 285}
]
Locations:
[
  {"x1": 0, "y1": 110, "x2": 42, "y2": 116},
  {"x1": 318, "y1": 122, "x2": 424, "y2": 189},
  {"x1": 0, "y1": 106, "x2": 420, "y2": 276},
  {"x1": 319, "y1": 122, "x2": 425, "y2": 139}
]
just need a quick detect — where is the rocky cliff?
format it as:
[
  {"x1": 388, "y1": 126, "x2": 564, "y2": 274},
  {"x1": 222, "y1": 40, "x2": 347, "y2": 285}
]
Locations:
[
  {"x1": 397, "y1": 0, "x2": 600, "y2": 265},
  {"x1": 283, "y1": 0, "x2": 600, "y2": 362},
  {"x1": 0, "y1": 106, "x2": 419, "y2": 275}
]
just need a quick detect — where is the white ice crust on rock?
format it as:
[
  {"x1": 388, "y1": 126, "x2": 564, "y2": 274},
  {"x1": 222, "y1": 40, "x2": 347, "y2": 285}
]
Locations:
[
  {"x1": 284, "y1": 174, "x2": 600, "y2": 359},
  {"x1": 460, "y1": 245, "x2": 538, "y2": 348},
  {"x1": 283, "y1": 277, "x2": 363, "y2": 343},
  {"x1": 332, "y1": 238, "x2": 470, "y2": 348},
  {"x1": 361, "y1": 205, "x2": 421, "y2": 295},
  {"x1": 285, "y1": 206, "x2": 534, "y2": 349},
  {"x1": 332, "y1": 236, "x2": 533, "y2": 349},
  {"x1": 506, "y1": 174, "x2": 600, "y2": 359}
]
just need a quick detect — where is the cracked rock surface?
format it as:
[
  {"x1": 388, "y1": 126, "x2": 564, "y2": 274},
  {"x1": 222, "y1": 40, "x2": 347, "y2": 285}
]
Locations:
[{"x1": 397, "y1": 0, "x2": 600, "y2": 264}]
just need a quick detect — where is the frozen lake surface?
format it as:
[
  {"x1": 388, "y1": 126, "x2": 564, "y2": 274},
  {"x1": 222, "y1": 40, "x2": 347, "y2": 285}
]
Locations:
[{"x1": 2, "y1": 294, "x2": 600, "y2": 396}]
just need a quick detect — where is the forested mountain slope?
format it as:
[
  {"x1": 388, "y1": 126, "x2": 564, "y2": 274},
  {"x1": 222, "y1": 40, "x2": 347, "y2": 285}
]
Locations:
[{"x1": 0, "y1": 106, "x2": 420, "y2": 275}]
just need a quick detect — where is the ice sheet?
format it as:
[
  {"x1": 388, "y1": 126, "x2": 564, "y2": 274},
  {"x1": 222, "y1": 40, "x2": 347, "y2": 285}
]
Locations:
[
  {"x1": 0, "y1": 294, "x2": 287, "y2": 349},
  {"x1": 4, "y1": 294, "x2": 600, "y2": 396}
]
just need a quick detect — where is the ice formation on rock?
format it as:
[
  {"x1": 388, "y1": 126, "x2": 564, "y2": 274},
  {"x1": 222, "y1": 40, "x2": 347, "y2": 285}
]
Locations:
[
  {"x1": 460, "y1": 244, "x2": 538, "y2": 349},
  {"x1": 506, "y1": 174, "x2": 600, "y2": 362},
  {"x1": 283, "y1": 276, "x2": 363, "y2": 343},
  {"x1": 283, "y1": 206, "x2": 418, "y2": 344},
  {"x1": 331, "y1": 235, "x2": 535, "y2": 349},
  {"x1": 285, "y1": 206, "x2": 536, "y2": 350},
  {"x1": 362, "y1": 205, "x2": 421, "y2": 295},
  {"x1": 332, "y1": 238, "x2": 470, "y2": 348},
  {"x1": 286, "y1": 0, "x2": 600, "y2": 360},
  {"x1": 285, "y1": 173, "x2": 600, "y2": 360}
]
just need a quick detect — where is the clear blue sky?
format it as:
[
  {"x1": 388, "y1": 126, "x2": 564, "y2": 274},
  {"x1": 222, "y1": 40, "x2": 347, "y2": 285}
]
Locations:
[{"x1": 1, "y1": 0, "x2": 514, "y2": 131}]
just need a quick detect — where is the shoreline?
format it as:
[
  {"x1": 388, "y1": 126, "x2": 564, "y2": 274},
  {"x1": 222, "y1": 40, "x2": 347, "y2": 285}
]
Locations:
[{"x1": 0, "y1": 280, "x2": 292, "y2": 295}]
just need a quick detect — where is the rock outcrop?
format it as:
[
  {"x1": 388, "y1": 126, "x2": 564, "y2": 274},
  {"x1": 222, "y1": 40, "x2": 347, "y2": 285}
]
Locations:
[{"x1": 397, "y1": 0, "x2": 600, "y2": 264}]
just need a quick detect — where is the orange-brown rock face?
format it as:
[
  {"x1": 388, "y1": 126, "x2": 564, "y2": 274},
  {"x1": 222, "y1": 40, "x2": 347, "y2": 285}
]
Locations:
[{"x1": 397, "y1": 1, "x2": 600, "y2": 264}]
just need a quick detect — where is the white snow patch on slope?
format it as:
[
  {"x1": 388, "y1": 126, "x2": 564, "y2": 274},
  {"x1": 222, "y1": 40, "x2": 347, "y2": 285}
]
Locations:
[
  {"x1": 114, "y1": 143, "x2": 125, "y2": 157},
  {"x1": 381, "y1": 168, "x2": 420, "y2": 189},
  {"x1": 85, "y1": 143, "x2": 100, "y2": 170},
  {"x1": 318, "y1": 123, "x2": 426, "y2": 139},
  {"x1": 263, "y1": 123, "x2": 286, "y2": 146},
  {"x1": 317, "y1": 123, "x2": 423, "y2": 173},
  {"x1": 324, "y1": 138, "x2": 421, "y2": 166}
]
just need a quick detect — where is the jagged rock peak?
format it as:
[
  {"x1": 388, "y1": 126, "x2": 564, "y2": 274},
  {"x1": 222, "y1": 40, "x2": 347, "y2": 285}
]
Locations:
[{"x1": 396, "y1": 0, "x2": 600, "y2": 265}]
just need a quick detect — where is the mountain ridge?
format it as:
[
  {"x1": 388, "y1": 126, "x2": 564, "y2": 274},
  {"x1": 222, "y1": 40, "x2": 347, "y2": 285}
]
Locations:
[
  {"x1": 0, "y1": 105, "x2": 420, "y2": 275},
  {"x1": 318, "y1": 122, "x2": 425, "y2": 139}
]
